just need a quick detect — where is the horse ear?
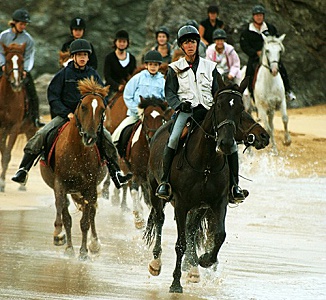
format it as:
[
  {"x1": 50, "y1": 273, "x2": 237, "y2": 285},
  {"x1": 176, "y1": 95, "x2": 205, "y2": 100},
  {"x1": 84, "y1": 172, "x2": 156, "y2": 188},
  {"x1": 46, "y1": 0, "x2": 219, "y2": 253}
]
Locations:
[
  {"x1": 217, "y1": 72, "x2": 225, "y2": 91},
  {"x1": 104, "y1": 85, "x2": 110, "y2": 96},
  {"x1": 139, "y1": 95, "x2": 145, "y2": 103},
  {"x1": 239, "y1": 76, "x2": 250, "y2": 94},
  {"x1": 278, "y1": 34, "x2": 286, "y2": 42}
]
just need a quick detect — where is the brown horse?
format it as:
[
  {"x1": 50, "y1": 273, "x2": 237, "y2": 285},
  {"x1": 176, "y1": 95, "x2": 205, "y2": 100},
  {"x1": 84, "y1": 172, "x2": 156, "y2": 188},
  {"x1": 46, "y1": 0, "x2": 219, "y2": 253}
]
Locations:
[
  {"x1": 118, "y1": 96, "x2": 171, "y2": 229},
  {"x1": 143, "y1": 77, "x2": 269, "y2": 293},
  {"x1": 59, "y1": 50, "x2": 71, "y2": 68},
  {"x1": 0, "y1": 43, "x2": 28, "y2": 192},
  {"x1": 40, "y1": 77, "x2": 109, "y2": 260}
]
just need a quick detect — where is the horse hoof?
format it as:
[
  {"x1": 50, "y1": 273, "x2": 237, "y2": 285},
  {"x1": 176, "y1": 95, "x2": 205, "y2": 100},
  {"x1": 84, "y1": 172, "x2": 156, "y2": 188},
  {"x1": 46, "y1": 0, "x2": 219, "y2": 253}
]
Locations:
[
  {"x1": 148, "y1": 258, "x2": 161, "y2": 276},
  {"x1": 18, "y1": 185, "x2": 26, "y2": 191},
  {"x1": 199, "y1": 253, "x2": 216, "y2": 268},
  {"x1": 64, "y1": 246, "x2": 75, "y2": 257},
  {"x1": 169, "y1": 284, "x2": 183, "y2": 293},
  {"x1": 186, "y1": 266, "x2": 200, "y2": 283},
  {"x1": 283, "y1": 140, "x2": 292, "y2": 146},
  {"x1": 134, "y1": 219, "x2": 145, "y2": 229},
  {"x1": 89, "y1": 238, "x2": 101, "y2": 254},
  {"x1": 54, "y1": 233, "x2": 66, "y2": 246}
]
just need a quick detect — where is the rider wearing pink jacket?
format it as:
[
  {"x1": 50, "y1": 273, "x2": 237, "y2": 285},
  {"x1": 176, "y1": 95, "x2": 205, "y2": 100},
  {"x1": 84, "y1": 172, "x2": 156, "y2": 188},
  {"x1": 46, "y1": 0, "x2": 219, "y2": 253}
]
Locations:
[{"x1": 206, "y1": 29, "x2": 241, "y2": 85}]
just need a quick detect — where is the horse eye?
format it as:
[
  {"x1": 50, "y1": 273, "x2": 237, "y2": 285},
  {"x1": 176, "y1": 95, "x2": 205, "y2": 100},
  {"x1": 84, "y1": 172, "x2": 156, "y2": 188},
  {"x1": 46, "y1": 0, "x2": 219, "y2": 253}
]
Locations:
[{"x1": 81, "y1": 104, "x2": 87, "y2": 111}]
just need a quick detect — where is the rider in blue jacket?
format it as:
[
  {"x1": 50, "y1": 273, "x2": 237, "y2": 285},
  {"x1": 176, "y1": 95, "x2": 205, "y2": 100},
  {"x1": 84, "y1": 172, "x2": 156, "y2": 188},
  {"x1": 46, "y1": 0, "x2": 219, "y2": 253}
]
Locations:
[{"x1": 12, "y1": 39, "x2": 132, "y2": 189}]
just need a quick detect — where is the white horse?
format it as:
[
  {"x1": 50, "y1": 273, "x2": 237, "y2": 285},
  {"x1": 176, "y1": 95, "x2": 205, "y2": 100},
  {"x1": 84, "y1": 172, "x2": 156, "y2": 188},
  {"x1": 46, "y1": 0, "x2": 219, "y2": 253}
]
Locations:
[{"x1": 254, "y1": 34, "x2": 291, "y2": 153}]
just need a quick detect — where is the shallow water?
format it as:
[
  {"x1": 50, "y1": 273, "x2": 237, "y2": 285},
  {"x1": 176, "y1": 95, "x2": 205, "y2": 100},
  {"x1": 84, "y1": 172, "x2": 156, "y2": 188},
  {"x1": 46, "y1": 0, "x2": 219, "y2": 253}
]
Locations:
[{"x1": 0, "y1": 150, "x2": 325, "y2": 299}]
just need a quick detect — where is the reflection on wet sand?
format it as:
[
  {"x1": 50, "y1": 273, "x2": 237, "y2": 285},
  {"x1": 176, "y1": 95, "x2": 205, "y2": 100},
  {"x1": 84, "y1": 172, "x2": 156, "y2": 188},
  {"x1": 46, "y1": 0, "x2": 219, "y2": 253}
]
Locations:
[{"x1": 0, "y1": 136, "x2": 325, "y2": 299}]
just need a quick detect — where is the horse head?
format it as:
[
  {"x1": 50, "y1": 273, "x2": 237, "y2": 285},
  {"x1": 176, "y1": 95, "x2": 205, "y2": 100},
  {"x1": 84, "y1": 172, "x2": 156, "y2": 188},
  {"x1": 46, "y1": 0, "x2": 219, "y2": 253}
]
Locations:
[
  {"x1": 237, "y1": 111, "x2": 270, "y2": 150},
  {"x1": 2, "y1": 43, "x2": 25, "y2": 92},
  {"x1": 75, "y1": 76, "x2": 110, "y2": 146},
  {"x1": 208, "y1": 75, "x2": 247, "y2": 155},
  {"x1": 261, "y1": 34, "x2": 285, "y2": 76},
  {"x1": 138, "y1": 96, "x2": 169, "y2": 141}
]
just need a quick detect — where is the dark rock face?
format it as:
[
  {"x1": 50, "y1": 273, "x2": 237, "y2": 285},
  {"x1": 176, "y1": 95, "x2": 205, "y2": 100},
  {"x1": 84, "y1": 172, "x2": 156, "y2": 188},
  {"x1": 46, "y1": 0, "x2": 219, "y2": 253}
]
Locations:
[{"x1": 0, "y1": 0, "x2": 324, "y2": 107}]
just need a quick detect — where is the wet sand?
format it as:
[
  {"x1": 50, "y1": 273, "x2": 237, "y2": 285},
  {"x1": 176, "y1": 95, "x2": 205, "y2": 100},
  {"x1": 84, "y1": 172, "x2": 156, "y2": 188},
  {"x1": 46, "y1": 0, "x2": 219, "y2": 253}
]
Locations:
[{"x1": 0, "y1": 105, "x2": 325, "y2": 299}]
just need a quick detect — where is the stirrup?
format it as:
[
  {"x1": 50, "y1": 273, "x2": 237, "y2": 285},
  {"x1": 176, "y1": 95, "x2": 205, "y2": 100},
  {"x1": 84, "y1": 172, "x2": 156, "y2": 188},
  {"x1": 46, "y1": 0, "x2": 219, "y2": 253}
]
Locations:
[{"x1": 155, "y1": 182, "x2": 172, "y2": 200}]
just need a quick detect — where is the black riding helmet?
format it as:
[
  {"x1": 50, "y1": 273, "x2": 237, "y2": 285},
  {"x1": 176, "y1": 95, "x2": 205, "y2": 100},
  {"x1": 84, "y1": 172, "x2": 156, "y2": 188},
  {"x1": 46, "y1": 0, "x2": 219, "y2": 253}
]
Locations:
[
  {"x1": 185, "y1": 19, "x2": 199, "y2": 30},
  {"x1": 155, "y1": 26, "x2": 170, "y2": 39},
  {"x1": 252, "y1": 5, "x2": 265, "y2": 15},
  {"x1": 177, "y1": 25, "x2": 200, "y2": 47},
  {"x1": 70, "y1": 39, "x2": 92, "y2": 55},
  {"x1": 115, "y1": 30, "x2": 129, "y2": 40},
  {"x1": 12, "y1": 9, "x2": 31, "y2": 23},
  {"x1": 70, "y1": 17, "x2": 86, "y2": 31},
  {"x1": 144, "y1": 50, "x2": 163, "y2": 64},
  {"x1": 213, "y1": 28, "x2": 227, "y2": 40}
]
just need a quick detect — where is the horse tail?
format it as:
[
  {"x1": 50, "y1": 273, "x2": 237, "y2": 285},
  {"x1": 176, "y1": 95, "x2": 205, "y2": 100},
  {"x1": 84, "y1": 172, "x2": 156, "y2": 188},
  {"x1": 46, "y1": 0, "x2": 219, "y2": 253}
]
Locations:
[
  {"x1": 143, "y1": 207, "x2": 156, "y2": 247},
  {"x1": 186, "y1": 204, "x2": 211, "y2": 250}
]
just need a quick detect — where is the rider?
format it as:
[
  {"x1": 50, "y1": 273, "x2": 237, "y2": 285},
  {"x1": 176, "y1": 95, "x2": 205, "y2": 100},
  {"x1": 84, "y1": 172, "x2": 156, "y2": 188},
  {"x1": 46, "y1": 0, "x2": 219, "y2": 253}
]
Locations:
[
  {"x1": 151, "y1": 26, "x2": 172, "y2": 64},
  {"x1": 199, "y1": 4, "x2": 224, "y2": 47},
  {"x1": 155, "y1": 25, "x2": 248, "y2": 202},
  {"x1": 103, "y1": 30, "x2": 137, "y2": 97},
  {"x1": 206, "y1": 28, "x2": 241, "y2": 85},
  {"x1": 11, "y1": 39, "x2": 132, "y2": 189},
  {"x1": 171, "y1": 20, "x2": 207, "y2": 59},
  {"x1": 0, "y1": 8, "x2": 44, "y2": 127},
  {"x1": 111, "y1": 50, "x2": 165, "y2": 145},
  {"x1": 61, "y1": 17, "x2": 98, "y2": 69},
  {"x1": 240, "y1": 4, "x2": 296, "y2": 101}
]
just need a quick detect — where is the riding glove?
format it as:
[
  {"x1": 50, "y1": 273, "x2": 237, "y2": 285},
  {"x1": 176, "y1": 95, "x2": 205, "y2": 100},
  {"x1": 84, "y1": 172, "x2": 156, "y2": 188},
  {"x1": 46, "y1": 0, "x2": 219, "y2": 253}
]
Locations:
[{"x1": 178, "y1": 101, "x2": 192, "y2": 113}]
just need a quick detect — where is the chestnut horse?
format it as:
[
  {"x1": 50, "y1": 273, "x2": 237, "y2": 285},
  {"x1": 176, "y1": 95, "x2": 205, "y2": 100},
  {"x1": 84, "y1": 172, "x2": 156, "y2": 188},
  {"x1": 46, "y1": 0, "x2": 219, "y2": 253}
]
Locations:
[
  {"x1": 143, "y1": 77, "x2": 269, "y2": 293},
  {"x1": 0, "y1": 43, "x2": 29, "y2": 192},
  {"x1": 117, "y1": 96, "x2": 171, "y2": 229},
  {"x1": 40, "y1": 77, "x2": 109, "y2": 260}
]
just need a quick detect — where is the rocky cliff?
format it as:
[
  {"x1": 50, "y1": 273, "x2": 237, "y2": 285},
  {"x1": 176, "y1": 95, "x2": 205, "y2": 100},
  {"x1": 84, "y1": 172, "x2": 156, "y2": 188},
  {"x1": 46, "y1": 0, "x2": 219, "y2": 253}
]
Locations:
[{"x1": 0, "y1": 0, "x2": 325, "y2": 107}]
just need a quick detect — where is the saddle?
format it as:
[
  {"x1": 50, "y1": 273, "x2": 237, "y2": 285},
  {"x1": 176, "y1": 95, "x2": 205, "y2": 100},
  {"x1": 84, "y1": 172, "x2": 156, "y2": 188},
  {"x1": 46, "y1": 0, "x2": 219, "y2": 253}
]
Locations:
[
  {"x1": 40, "y1": 121, "x2": 103, "y2": 170},
  {"x1": 116, "y1": 120, "x2": 141, "y2": 160}
]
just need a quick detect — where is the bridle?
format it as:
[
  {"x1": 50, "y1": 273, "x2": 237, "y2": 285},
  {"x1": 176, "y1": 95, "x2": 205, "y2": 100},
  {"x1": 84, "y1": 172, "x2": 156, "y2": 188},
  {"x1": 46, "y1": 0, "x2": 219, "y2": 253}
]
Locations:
[
  {"x1": 191, "y1": 89, "x2": 242, "y2": 144},
  {"x1": 261, "y1": 41, "x2": 283, "y2": 73},
  {"x1": 140, "y1": 110, "x2": 166, "y2": 143},
  {"x1": 4, "y1": 51, "x2": 25, "y2": 88},
  {"x1": 74, "y1": 92, "x2": 106, "y2": 137}
]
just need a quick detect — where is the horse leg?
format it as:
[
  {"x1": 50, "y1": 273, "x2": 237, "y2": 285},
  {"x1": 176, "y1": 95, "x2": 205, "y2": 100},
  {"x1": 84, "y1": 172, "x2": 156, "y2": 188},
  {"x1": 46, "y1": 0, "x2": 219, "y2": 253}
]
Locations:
[
  {"x1": 146, "y1": 205, "x2": 165, "y2": 277},
  {"x1": 267, "y1": 110, "x2": 278, "y2": 154},
  {"x1": 53, "y1": 189, "x2": 70, "y2": 248},
  {"x1": 199, "y1": 207, "x2": 227, "y2": 269},
  {"x1": 169, "y1": 210, "x2": 187, "y2": 293},
  {"x1": 0, "y1": 131, "x2": 19, "y2": 192},
  {"x1": 131, "y1": 181, "x2": 145, "y2": 229},
  {"x1": 61, "y1": 196, "x2": 74, "y2": 257},
  {"x1": 102, "y1": 174, "x2": 111, "y2": 200},
  {"x1": 79, "y1": 200, "x2": 91, "y2": 260},
  {"x1": 280, "y1": 99, "x2": 291, "y2": 146},
  {"x1": 120, "y1": 184, "x2": 129, "y2": 212},
  {"x1": 88, "y1": 203, "x2": 101, "y2": 254}
]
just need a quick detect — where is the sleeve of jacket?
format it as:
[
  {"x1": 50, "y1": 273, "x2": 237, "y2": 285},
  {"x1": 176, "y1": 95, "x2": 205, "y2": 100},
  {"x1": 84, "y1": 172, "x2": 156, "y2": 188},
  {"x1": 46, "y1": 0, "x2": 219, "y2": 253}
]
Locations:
[
  {"x1": 23, "y1": 37, "x2": 35, "y2": 72},
  {"x1": 47, "y1": 71, "x2": 71, "y2": 118},
  {"x1": 164, "y1": 67, "x2": 181, "y2": 110},
  {"x1": 123, "y1": 74, "x2": 140, "y2": 115},
  {"x1": 103, "y1": 54, "x2": 120, "y2": 90},
  {"x1": 240, "y1": 29, "x2": 257, "y2": 59},
  {"x1": 228, "y1": 48, "x2": 241, "y2": 78},
  {"x1": 89, "y1": 44, "x2": 98, "y2": 70}
]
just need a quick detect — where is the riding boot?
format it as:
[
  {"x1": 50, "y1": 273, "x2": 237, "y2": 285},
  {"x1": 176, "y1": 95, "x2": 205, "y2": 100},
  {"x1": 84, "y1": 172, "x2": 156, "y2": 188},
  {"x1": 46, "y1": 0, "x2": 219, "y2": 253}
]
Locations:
[
  {"x1": 155, "y1": 146, "x2": 175, "y2": 200},
  {"x1": 11, "y1": 153, "x2": 39, "y2": 185},
  {"x1": 107, "y1": 159, "x2": 132, "y2": 189},
  {"x1": 227, "y1": 151, "x2": 249, "y2": 202},
  {"x1": 25, "y1": 72, "x2": 45, "y2": 128}
]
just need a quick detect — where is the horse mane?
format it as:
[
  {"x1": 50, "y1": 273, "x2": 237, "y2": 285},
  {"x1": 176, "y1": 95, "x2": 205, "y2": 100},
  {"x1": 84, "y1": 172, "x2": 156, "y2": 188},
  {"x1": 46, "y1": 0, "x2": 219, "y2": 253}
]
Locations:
[
  {"x1": 138, "y1": 96, "x2": 167, "y2": 111},
  {"x1": 78, "y1": 76, "x2": 109, "y2": 98},
  {"x1": 3, "y1": 42, "x2": 25, "y2": 54}
]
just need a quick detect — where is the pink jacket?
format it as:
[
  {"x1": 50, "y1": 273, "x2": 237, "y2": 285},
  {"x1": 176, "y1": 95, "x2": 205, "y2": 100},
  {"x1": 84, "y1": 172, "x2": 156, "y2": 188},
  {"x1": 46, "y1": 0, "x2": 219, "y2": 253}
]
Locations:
[{"x1": 206, "y1": 42, "x2": 241, "y2": 80}]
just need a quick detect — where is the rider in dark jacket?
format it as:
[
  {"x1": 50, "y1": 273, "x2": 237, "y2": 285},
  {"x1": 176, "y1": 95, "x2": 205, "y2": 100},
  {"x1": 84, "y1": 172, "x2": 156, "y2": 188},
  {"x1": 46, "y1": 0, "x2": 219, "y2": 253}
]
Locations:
[
  {"x1": 12, "y1": 39, "x2": 131, "y2": 189},
  {"x1": 240, "y1": 5, "x2": 296, "y2": 101}
]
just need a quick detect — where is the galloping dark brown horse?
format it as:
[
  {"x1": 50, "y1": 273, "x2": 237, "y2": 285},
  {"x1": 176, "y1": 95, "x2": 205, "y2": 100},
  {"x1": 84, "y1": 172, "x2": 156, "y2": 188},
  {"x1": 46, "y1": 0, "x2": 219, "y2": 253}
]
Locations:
[
  {"x1": 0, "y1": 43, "x2": 31, "y2": 192},
  {"x1": 143, "y1": 77, "x2": 269, "y2": 293},
  {"x1": 40, "y1": 77, "x2": 109, "y2": 260}
]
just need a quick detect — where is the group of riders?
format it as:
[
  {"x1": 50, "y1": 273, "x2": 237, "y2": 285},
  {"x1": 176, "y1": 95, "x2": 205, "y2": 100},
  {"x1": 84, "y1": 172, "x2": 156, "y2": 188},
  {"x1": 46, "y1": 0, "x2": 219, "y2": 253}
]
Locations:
[{"x1": 3, "y1": 5, "x2": 296, "y2": 203}]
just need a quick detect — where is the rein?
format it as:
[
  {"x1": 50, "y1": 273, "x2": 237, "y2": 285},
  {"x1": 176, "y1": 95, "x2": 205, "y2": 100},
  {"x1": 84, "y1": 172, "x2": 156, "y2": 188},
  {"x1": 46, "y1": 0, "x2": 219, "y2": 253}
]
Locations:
[{"x1": 190, "y1": 89, "x2": 240, "y2": 141}]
